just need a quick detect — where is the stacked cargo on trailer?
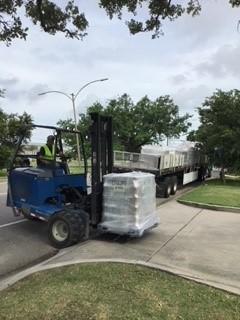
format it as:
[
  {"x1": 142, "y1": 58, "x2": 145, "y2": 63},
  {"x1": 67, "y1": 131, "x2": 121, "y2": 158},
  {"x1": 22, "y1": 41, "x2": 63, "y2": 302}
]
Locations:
[{"x1": 113, "y1": 142, "x2": 207, "y2": 198}]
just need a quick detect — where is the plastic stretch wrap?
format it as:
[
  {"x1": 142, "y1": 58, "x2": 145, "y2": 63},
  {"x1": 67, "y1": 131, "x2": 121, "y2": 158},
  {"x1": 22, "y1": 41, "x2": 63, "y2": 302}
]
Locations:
[
  {"x1": 98, "y1": 172, "x2": 159, "y2": 237},
  {"x1": 141, "y1": 142, "x2": 201, "y2": 168}
]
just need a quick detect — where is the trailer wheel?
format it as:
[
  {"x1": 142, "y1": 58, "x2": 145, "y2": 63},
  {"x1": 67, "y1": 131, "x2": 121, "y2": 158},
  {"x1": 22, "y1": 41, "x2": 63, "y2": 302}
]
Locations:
[
  {"x1": 156, "y1": 181, "x2": 164, "y2": 198},
  {"x1": 170, "y1": 176, "x2": 178, "y2": 195},
  {"x1": 163, "y1": 177, "x2": 172, "y2": 198},
  {"x1": 48, "y1": 209, "x2": 89, "y2": 249}
]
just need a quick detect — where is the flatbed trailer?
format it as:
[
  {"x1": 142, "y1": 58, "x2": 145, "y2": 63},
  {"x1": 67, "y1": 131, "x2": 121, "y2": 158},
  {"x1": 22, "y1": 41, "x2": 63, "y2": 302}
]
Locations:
[{"x1": 113, "y1": 150, "x2": 207, "y2": 198}]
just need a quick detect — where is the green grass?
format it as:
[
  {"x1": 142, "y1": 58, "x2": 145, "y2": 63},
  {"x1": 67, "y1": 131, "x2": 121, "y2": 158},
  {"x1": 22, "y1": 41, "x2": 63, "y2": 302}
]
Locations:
[
  {"x1": 68, "y1": 159, "x2": 91, "y2": 174},
  {"x1": 179, "y1": 179, "x2": 240, "y2": 208},
  {"x1": 0, "y1": 169, "x2": 7, "y2": 179},
  {"x1": 0, "y1": 263, "x2": 240, "y2": 320},
  {"x1": 68, "y1": 165, "x2": 83, "y2": 174}
]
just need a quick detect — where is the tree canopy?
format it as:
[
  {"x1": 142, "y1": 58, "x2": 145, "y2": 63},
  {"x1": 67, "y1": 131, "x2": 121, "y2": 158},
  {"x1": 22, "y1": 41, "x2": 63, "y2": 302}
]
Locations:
[
  {"x1": 1, "y1": 1, "x2": 240, "y2": 45},
  {"x1": 188, "y1": 89, "x2": 240, "y2": 172},
  {"x1": 0, "y1": 93, "x2": 32, "y2": 169},
  {"x1": 58, "y1": 93, "x2": 191, "y2": 156}
]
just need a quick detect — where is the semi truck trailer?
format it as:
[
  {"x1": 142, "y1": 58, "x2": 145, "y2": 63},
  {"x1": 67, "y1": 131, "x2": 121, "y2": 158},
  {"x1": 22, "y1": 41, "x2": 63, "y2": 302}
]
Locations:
[{"x1": 113, "y1": 143, "x2": 208, "y2": 198}]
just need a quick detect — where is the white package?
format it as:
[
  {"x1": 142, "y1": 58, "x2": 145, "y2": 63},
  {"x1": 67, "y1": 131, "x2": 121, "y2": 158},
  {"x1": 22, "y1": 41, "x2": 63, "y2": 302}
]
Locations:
[{"x1": 98, "y1": 172, "x2": 159, "y2": 237}]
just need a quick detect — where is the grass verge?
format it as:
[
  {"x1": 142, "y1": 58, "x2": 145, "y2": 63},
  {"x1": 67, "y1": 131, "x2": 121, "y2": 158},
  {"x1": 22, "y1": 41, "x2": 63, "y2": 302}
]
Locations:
[
  {"x1": 0, "y1": 263, "x2": 240, "y2": 320},
  {"x1": 0, "y1": 169, "x2": 7, "y2": 178},
  {"x1": 179, "y1": 179, "x2": 240, "y2": 208}
]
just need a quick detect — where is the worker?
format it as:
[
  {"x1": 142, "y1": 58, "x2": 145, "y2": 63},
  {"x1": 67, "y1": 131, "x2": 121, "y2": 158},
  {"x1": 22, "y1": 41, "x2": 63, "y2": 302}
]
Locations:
[
  {"x1": 37, "y1": 135, "x2": 58, "y2": 168},
  {"x1": 37, "y1": 135, "x2": 69, "y2": 173}
]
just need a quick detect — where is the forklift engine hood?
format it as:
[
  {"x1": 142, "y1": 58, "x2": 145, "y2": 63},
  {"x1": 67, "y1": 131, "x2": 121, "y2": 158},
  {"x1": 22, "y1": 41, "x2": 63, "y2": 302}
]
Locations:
[{"x1": 7, "y1": 167, "x2": 87, "y2": 218}]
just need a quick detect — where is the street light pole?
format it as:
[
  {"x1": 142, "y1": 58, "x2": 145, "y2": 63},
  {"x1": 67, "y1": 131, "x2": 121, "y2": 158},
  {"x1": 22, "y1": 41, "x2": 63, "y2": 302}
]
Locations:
[
  {"x1": 38, "y1": 78, "x2": 108, "y2": 166},
  {"x1": 70, "y1": 93, "x2": 81, "y2": 165}
]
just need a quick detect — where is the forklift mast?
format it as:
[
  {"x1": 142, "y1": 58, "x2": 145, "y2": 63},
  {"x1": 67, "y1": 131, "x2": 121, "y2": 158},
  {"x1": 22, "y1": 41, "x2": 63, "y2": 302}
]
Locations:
[{"x1": 90, "y1": 112, "x2": 113, "y2": 226}]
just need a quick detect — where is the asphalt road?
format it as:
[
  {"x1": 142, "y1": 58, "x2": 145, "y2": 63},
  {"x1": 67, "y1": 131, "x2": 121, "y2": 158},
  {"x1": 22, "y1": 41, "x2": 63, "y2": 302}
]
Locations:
[
  {"x1": 0, "y1": 179, "x2": 195, "y2": 280},
  {"x1": 0, "y1": 181, "x2": 57, "y2": 279}
]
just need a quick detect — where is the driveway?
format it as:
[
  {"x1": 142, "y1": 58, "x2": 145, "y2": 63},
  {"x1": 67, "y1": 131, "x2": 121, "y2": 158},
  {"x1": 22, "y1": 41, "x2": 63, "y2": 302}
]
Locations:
[
  {"x1": 2, "y1": 200, "x2": 240, "y2": 295},
  {"x1": 0, "y1": 182, "x2": 57, "y2": 279}
]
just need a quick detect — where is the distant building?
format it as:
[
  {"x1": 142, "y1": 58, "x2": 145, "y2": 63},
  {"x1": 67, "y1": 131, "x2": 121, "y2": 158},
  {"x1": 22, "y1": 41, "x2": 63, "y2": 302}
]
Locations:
[{"x1": 22, "y1": 143, "x2": 42, "y2": 155}]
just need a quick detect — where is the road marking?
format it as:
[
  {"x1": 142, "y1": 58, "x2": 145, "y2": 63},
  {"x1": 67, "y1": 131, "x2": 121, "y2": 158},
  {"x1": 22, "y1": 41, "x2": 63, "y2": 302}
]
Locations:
[{"x1": 0, "y1": 219, "x2": 26, "y2": 229}]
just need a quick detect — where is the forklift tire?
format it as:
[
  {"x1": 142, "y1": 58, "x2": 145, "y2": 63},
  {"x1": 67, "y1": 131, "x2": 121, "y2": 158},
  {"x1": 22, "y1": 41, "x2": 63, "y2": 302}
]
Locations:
[{"x1": 48, "y1": 209, "x2": 89, "y2": 249}]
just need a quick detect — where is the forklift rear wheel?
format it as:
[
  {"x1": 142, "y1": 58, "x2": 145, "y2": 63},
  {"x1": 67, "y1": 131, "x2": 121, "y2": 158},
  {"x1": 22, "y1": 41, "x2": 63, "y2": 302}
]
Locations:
[{"x1": 48, "y1": 210, "x2": 88, "y2": 249}]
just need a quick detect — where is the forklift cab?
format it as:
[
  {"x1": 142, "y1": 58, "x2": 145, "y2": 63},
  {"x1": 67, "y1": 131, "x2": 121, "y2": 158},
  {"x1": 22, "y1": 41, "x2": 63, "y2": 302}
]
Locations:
[
  {"x1": 14, "y1": 127, "x2": 80, "y2": 175},
  {"x1": 7, "y1": 113, "x2": 113, "y2": 248},
  {"x1": 8, "y1": 124, "x2": 88, "y2": 215}
]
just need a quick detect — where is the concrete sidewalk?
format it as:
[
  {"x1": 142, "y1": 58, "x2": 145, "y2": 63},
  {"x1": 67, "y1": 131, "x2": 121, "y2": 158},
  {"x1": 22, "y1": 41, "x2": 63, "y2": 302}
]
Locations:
[{"x1": 1, "y1": 200, "x2": 240, "y2": 295}]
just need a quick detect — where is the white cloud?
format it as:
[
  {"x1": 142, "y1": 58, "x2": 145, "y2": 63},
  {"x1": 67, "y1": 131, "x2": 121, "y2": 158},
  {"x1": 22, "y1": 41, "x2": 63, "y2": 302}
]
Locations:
[
  {"x1": 194, "y1": 43, "x2": 240, "y2": 77},
  {"x1": 0, "y1": 0, "x2": 240, "y2": 132},
  {"x1": 0, "y1": 76, "x2": 19, "y2": 86}
]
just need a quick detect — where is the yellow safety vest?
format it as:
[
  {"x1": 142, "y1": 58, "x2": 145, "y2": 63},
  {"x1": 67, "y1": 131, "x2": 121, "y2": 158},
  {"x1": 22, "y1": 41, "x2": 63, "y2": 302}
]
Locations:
[{"x1": 42, "y1": 145, "x2": 55, "y2": 161}]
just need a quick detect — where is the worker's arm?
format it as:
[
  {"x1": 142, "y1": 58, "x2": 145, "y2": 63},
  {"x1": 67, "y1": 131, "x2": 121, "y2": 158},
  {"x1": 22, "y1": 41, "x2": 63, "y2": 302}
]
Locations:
[
  {"x1": 56, "y1": 148, "x2": 68, "y2": 161},
  {"x1": 39, "y1": 146, "x2": 45, "y2": 156}
]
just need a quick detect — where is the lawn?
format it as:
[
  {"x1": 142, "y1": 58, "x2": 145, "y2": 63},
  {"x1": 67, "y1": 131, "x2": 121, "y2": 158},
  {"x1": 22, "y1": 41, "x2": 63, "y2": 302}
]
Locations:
[
  {"x1": 0, "y1": 263, "x2": 239, "y2": 320},
  {"x1": 68, "y1": 159, "x2": 91, "y2": 174},
  {"x1": 0, "y1": 169, "x2": 7, "y2": 178},
  {"x1": 179, "y1": 179, "x2": 240, "y2": 208}
]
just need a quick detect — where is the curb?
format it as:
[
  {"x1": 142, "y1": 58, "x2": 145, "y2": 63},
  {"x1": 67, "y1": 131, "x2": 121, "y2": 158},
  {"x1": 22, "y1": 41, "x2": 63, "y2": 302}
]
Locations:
[
  {"x1": 177, "y1": 199, "x2": 240, "y2": 214},
  {"x1": 0, "y1": 257, "x2": 239, "y2": 296},
  {"x1": 0, "y1": 249, "x2": 58, "y2": 281}
]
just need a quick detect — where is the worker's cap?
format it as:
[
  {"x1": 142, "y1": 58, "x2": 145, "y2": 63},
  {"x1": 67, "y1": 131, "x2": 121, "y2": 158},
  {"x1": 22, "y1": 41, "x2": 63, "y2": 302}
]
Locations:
[{"x1": 47, "y1": 135, "x2": 55, "y2": 142}]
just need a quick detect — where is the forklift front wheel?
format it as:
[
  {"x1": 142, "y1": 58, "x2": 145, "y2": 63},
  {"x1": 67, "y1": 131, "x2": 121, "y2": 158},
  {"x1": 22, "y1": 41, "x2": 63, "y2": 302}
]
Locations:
[{"x1": 48, "y1": 210, "x2": 88, "y2": 249}]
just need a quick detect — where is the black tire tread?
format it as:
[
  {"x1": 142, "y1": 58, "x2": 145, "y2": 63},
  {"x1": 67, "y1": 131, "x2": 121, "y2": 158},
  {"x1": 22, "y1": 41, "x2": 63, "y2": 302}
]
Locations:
[
  {"x1": 163, "y1": 177, "x2": 172, "y2": 198},
  {"x1": 170, "y1": 176, "x2": 178, "y2": 195},
  {"x1": 48, "y1": 209, "x2": 88, "y2": 249}
]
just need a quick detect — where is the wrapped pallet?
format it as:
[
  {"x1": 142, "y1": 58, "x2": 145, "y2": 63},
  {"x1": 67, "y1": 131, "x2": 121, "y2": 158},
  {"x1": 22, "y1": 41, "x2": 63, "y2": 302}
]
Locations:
[{"x1": 98, "y1": 172, "x2": 159, "y2": 237}]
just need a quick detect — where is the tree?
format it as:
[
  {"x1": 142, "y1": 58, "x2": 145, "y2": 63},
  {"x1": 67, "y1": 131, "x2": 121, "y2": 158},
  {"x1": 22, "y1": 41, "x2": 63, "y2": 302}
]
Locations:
[
  {"x1": 188, "y1": 89, "x2": 240, "y2": 179},
  {"x1": 105, "y1": 94, "x2": 191, "y2": 152},
  {"x1": 1, "y1": 1, "x2": 240, "y2": 46},
  {"x1": 0, "y1": 92, "x2": 33, "y2": 168},
  {"x1": 58, "y1": 93, "x2": 191, "y2": 156},
  {"x1": 58, "y1": 102, "x2": 103, "y2": 158}
]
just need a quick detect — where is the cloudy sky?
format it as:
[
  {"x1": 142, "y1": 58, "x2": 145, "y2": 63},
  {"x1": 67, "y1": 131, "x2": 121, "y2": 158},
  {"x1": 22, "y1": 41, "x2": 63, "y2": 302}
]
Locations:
[{"x1": 0, "y1": 0, "x2": 240, "y2": 142}]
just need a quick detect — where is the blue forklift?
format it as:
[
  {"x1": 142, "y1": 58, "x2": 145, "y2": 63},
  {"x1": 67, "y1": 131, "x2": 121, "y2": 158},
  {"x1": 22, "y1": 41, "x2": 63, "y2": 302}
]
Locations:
[{"x1": 7, "y1": 113, "x2": 113, "y2": 248}]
